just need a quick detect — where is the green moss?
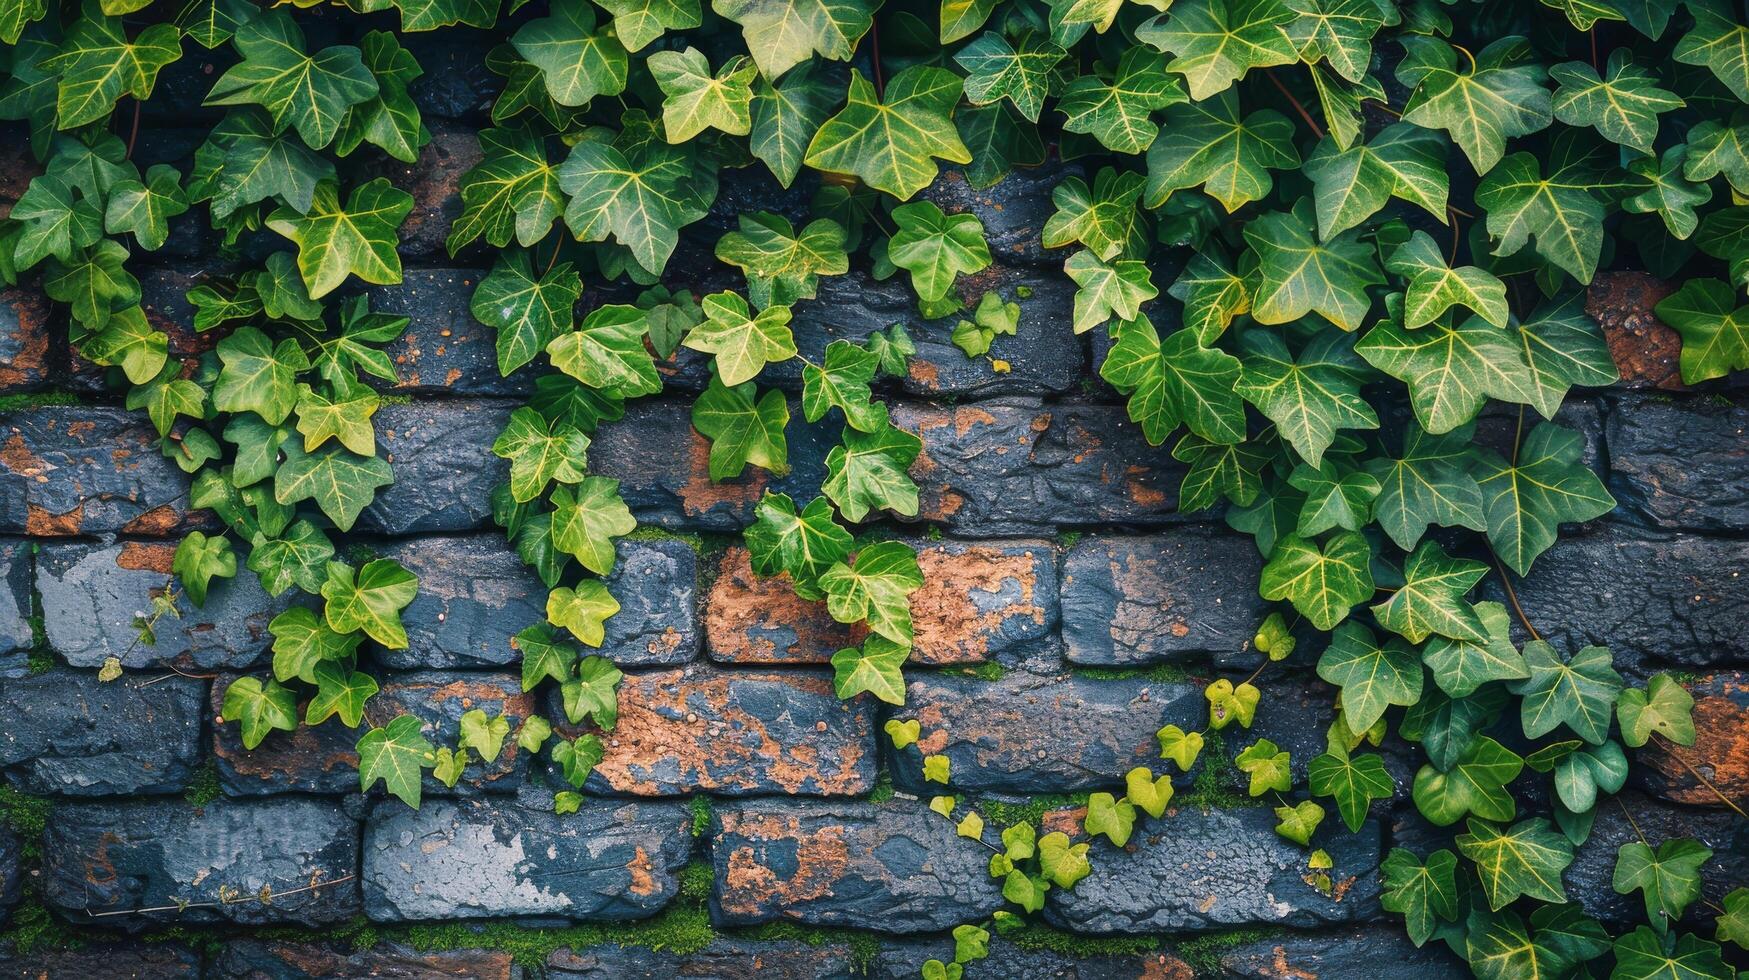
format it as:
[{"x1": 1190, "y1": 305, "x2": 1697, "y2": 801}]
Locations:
[
  {"x1": 183, "y1": 760, "x2": 222, "y2": 807},
  {"x1": 625, "y1": 526, "x2": 705, "y2": 552},
  {"x1": 688, "y1": 796, "x2": 713, "y2": 837},
  {"x1": 1172, "y1": 927, "x2": 1275, "y2": 976},
  {"x1": 923, "y1": 525, "x2": 945, "y2": 541},
  {"x1": 677, "y1": 860, "x2": 714, "y2": 902},
  {"x1": 1056, "y1": 531, "x2": 1083, "y2": 549},
  {"x1": 866, "y1": 770, "x2": 895, "y2": 804},
  {"x1": 0, "y1": 392, "x2": 83, "y2": 412},
  {"x1": 738, "y1": 921, "x2": 881, "y2": 970},
  {"x1": 1000, "y1": 919, "x2": 1159, "y2": 957},
  {"x1": 25, "y1": 647, "x2": 56, "y2": 675},
  {"x1": 0, "y1": 899, "x2": 88, "y2": 955},
  {"x1": 949, "y1": 661, "x2": 1006, "y2": 681},
  {"x1": 0, "y1": 786, "x2": 49, "y2": 850},
  {"x1": 378, "y1": 394, "x2": 416, "y2": 406},
  {"x1": 401, "y1": 905, "x2": 718, "y2": 966},
  {"x1": 1071, "y1": 663, "x2": 1192, "y2": 684},
  {"x1": 979, "y1": 792, "x2": 1086, "y2": 828},
  {"x1": 1178, "y1": 732, "x2": 1257, "y2": 809}
]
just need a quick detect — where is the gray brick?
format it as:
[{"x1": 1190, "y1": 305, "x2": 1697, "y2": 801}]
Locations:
[
  {"x1": 0, "y1": 408, "x2": 202, "y2": 536},
  {"x1": 0, "y1": 671, "x2": 204, "y2": 796}
]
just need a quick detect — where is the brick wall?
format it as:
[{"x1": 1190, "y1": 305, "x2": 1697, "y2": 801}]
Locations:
[{"x1": 0, "y1": 40, "x2": 1746, "y2": 977}]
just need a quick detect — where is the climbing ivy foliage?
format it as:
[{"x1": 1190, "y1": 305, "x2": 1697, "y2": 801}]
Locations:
[{"x1": 4, "y1": 0, "x2": 1748, "y2": 973}]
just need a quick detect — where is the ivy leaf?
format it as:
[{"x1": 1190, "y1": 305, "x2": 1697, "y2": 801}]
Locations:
[
  {"x1": 266, "y1": 178, "x2": 413, "y2": 298},
  {"x1": 1674, "y1": 4, "x2": 1749, "y2": 103},
  {"x1": 548, "y1": 582, "x2": 621, "y2": 646},
  {"x1": 125, "y1": 364, "x2": 205, "y2": 438},
  {"x1": 1125, "y1": 767, "x2": 1174, "y2": 817},
  {"x1": 172, "y1": 531, "x2": 235, "y2": 608},
  {"x1": 1289, "y1": 460, "x2": 1375, "y2": 535},
  {"x1": 1058, "y1": 46, "x2": 1185, "y2": 155},
  {"x1": 552, "y1": 734, "x2": 606, "y2": 786},
  {"x1": 1509, "y1": 641, "x2": 1622, "y2": 745},
  {"x1": 1309, "y1": 750, "x2": 1394, "y2": 832},
  {"x1": 1065, "y1": 251, "x2": 1156, "y2": 334},
  {"x1": 1685, "y1": 118, "x2": 1749, "y2": 197},
  {"x1": 941, "y1": 0, "x2": 998, "y2": 43},
  {"x1": 43, "y1": 8, "x2": 181, "y2": 129},
  {"x1": 1611, "y1": 926, "x2": 1730, "y2": 980},
  {"x1": 599, "y1": 0, "x2": 700, "y2": 50},
  {"x1": 558, "y1": 140, "x2": 712, "y2": 277},
  {"x1": 549, "y1": 477, "x2": 636, "y2": 575},
  {"x1": 1366, "y1": 422, "x2": 1487, "y2": 552},
  {"x1": 1168, "y1": 253, "x2": 1250, "y2": 345},
  {"x1": 104, "y1": 164, "x2": 188, "y2": 252},
  {"x1": 77, "y1": 306, "x2": 163, "y2": 387},
  {"x1": 1617, "y1": 673, "x2": 1696, "y2": 749},
  {"x1": 370, "y1": 0, "x2": 498, "y2": 32},
  {"x1": 1084, "y1": 792, "x2": 1137, "y2": 845},
  {"x1": 824, "y1": 420, "x2": 921, "y2": 521},
  {"x1": 1474, "y1": 151, "x2": 1607, "y2": 285},
  {"x1": 249, "y1": 520, "x2": 335, "y2": 598},
  {"x1": 214, "y1": 326, "x2": 310, "y2": 425},
  {"x1": 1146, "y1": 90, "x2": 1298, "y2": 213},
  {"x1": 1381, "y1": 848, "x2": 1459, "y2": 946},
  {"x1": 691, "y1": 376, "x2": 790, "y2": 479},
  {"x1": 830, "y1": 635, "x2": 910, "y2": 704},
  {"x1": 1283, "y1": 0, "x2": 1384, "y2": 83},
  {"x1": 803, "y1": 339, "x2": 884, "y2": 432},
  {"x1": 515, "y1": 623, "x2": 578, "y2": 690},
  {"x1": 492, "y1": 406, "x2": 590, "y2": 503},
  {"x1": 1100, "y1": 317, "x2": 1245, "y2": 446},
  {"x1": 1157, "y1": 724, "x2": 1204, "y2": 770},
  {"x1": 306, "y1": 663, "x2": 377, "y2": 728},
  {"x1": 715, "y1": 212, "x2": 849, "y2": 309},
  {"x1": 0, "y1": 0, "x2": 44, "y2": 45},
  {"x1": 1234, "y1": 738, "x2": 1292, "y2": 796},
  {"x1": 472, "y1": 252, "x2": 582, "y2": 377},
  {"x1": 1175, "y1": 433, "x2": 1271, "y2": 512},
  {"x1": 268, "y1": 605, "x2": 358, "y2": 683},
  {"x1": 748, "y1": 63, "x2": 839, "y2": 187},
  {"x1": 1371, "y1": 540, "x2": 1488, "y2": 644},
  {"x1": 547, "y1": 304, "x2": 664, "y2": 397},
  {"x1": 746, "y1": 493, "x2": 852, "y2": 598},
  {"x1": 1260, "y1": 532, "x2": 1374, "y2": 631},
  {"x1": 1356, "y1": 312, "x2": 1537, "y2": 435},
  {"x1": 448, "y1": 125, "x2": 563, "y2": 254},
  {"x1": 1413, "y1": 736, "x2": 1524, "y2": 826},
  {"x1": 1716, "y1": 889, "x2": 1749, "y2": 950},
  {"x1": 10, "y1": 175, "x2": 102, "y2": 270},
  {"x1": 1236, "y1": 330, "x2": 1376, "y2": 468},
  {"x1": 204, "y1": 11, "x2": 376, "y2": 150},
  {"x1": 190, "y1": 109, "x2": 334, "y2": 223},
  {"x1": 511, "y1": 0, "x2": 629, "y2": 107},
  {"x1": 1043, "y1": 169, "x2": 1147, "y2": 261},
  {"x1": 650, "y1": 48, "x2": 757, "y2": 143},
  {"x1": 1514, "y1": 291, "x2": 1617, "y2": 418},
  {"x1": 1550, "y1": 51, "x2": 1681, "y2": 155},
  {"x1": 295, "y1": 376, "x2": 379, "y2": 457},
  {"x1": 334, "y1": 31, "x2": 428, "y2": 164},
  {"x1": 819, "y1": 541, "x2": 925, "y2": 644},
  {"x1": 1653, "y1": 278, "x2": 1749, "y2": 384},
  {"x1": 1471, "y1": 422, "x2": 1615, "y2": 575},
  {"x1": 1626, "y1": 146, "x2": 1712, "y2": 241},
  {"x1": 1245, "y1": 200, "x2": 1384, "y2": 332},
  {"x1": 221, "y1": 676, "x2": 299, "y2": 750},
  {"x1": 45, "y1": 241, "x2": 140, "y2": 334},
  {"x1": 1304, "y1": 124, "x2": 1448, "y2": 239},
  {"x1": 1273, "y1": 800, "x2": 1325, "y2": 846},
  {"x1": 713, "y1": 0, "x2": 875, "y2": 80},
  {"x1": 1397, "y1": 36, "x2": 1552, "y2": 175},
  {"x1": 1205, "y1": 677, "x2": 1261, "y2": 729},
  {"x1": 1525, "y1": 739, "x2": 1627, "y2": 813},
  {"x1": 952, "y1": 290, "x2": 1020, "y2": 358},
  {"x1": 1614, "y1": 840, "x2": 1714, "y2": 925},
  {"x1": 1423, "y1": 601, "x2": 1529, "y2": 698},
  {"x1": 683, "y1": 291, "x2": 797, "y2": 386},
  {"x1": 357, "y1": 714, "x2": 435, "y2": 808},
  {"x1": 1137, "y1": 0, "x2": 1297, "y2": 101},
  {"x1": 805, "y1": 66, "x2": 971, "y2": 200},
  {"x1": 322, "y1": 558, "x2": 418, "y2": 648},
  {"x1": 1387, "y1": 230, "x2": 1508, "y2": 329},
  {"x1": 1465, "y1": 908, "x2": 1570, "y2": 980},
  {"x1": 955, "y1": 29, "x2": 1065, "y2": 122},
  {"x1": 1317, "y1": 620, "x2": 1422, "y2": 733},
  {"x1": 274, "y1": 441, "x2": 395, "y2": 532},
  {"x1": 888, "y1": 201, "x2": 991, "y2": 302}
]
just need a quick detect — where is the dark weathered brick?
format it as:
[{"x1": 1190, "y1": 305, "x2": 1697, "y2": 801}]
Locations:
[
  {"x1": 704, "y1": 546, "x2": 861, "y2": 664},
  {"x1": 365, "y1": 269, "x2": 541, "y2": 397},
  {"x1": 1044, "y1": 808, "x2": 1382, "y2": 933},
  {"x1": 209, "y1": 940, "x2": 517, "y2": 980},
  {"x1": 1632, "y1": 671, "x2": 1748, "y2": 806},
  {"x1": 0, "y1": 827, "x2": 18, "y2": 926},
  {"x1": 0, "y1": 671, "x2": 204, "y2": 796},
  {"x1": 373, "y1": 120, "x2": 482, "y2": 261},
  {"x1": 0, "y1": 408, "x2": 202, "y2": 536},
  {"x1": 362, "y1": 796, "x2": 692, "y2": 922},
  {"x1": 212, "y1": 671, "x2": 536, "y2": 797},
  {"x1": 403, "y1": 32, "x2": 502, "y2": 120},
  {"x1": 548, "y1": 939, "x2": 860, "y2": 979},
  {"x1": 1606, "y1": 392, "x2": 1749, "y2": 533},
  {"x1": 38, "y1": 541, "x2": 295, "y2": 670},
  {"x1": 0, "y1": 538, "x2": 29, "y2": 656},
  {"x1": 0, "y1": 136, "x2": 37, "y2": 220},
  {"x1": 875, "y1": 938, "x2": 1192, "y2": 980},
  {"x1": 710, "y1": 800, "x2": 1003, "y2": 933},
  {"x1": 919, "y1": 165, "x2": 1075, "y2": 267},
  {"x1": 559, "y1": 665, "x2": 875, "y2": 797},
  {"x1": 0, "y1": 287, "x2": 53, "y2": 391},
  {"x1": 1566, "y1": 792, "x2": 1748, "y2": 927},
  {"x1": 892, "y1": 400, "x2": 1190, "y2": 535},
  {"x1": 1216, "y1": 926, "x2": 1469, "y2": 979},
  {"x1": 1481, "y1": 522, "x2": 1749, "y2": 670},
  {"x1": 1062, "y1": 529, "x2": 1268, "y2": 667},
  {"x1": 374, "y1": 535, "x2": 546, "y2": 670},
  {"x1": 358, "y1": 400, "x2": 512, "y2": 535},
  {"x1": 1587, "y1": 272, "x2": 1685, "y2": 390},
  {"x1": 888, "y1": 672, "x2": 1200, "y2": 795},
  {"x1": 597, "y1": 538, "x2": 699, "y2": 666},
  {"x1": 0, "y1": 943, "x2": 202, "y2": 979},
  {"x1": 41, "y1": 798, "x2": 361, "y2": 928}
]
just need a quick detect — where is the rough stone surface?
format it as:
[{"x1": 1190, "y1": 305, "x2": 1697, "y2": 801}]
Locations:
[
  {"x1": 568, "y1": 666, "x2": 875, "y2": 797},
  {"x1": 374, "y1": 121, "x2": 483, "y2": 262},
  {"x1": 893, "y1": 400, "x2": 1191, "y2": 535},
  {"x1": 37, "y1": 541, "x2": 296, "y2": 670},
  {"x1": 0, "y1": 671, "x2": 204, "y2": 796},
  {"x1": 0, "y1": 408, "x2": 201, "y2": 536},
  {"x1": 1061, "y1": 529, "x2": 1268, "y2": 667},
  {"x1": 1565, "y1": 792, "x2": 1749, "y2": 926},
  {"x1": 41, "y1": 798, "x2": 361, "y2": 928},
  {"x1": 1481, "y1": 522, "x2": 1749, "y2": 670},
  {"x1": 919, "y1": 165, "x2": 1075, "y2": 267},
  {"x1": 1606, "y1": 392, "x2": 1749, "y2": 533},
  {"x1": 0, "y1": 828, "x2": 18, "y2": 926},
  {"x1": 365, "y1": 268, "x2": 540, "y2": 398},
  {"x1": 362, "y1": 796, "x2": 692, "y2": 923},
  {"x1": 710, "y1": 801, "x2": 1003, "y2": 933},
  {"x1": 212, "y1": 671, "x2": 535, "y2": 797},
  {"x1": 1634, "y1": 671, "x2": 1749, "y2": 805},
  {"x1": 0, "y1": 538, "x2": 29, "y2": 655},
  {"x1": 208, "y1": 940, "x2": 518, "y2": 980},
  {"x1": 1044, "y1": 808, "x2": 1383, "y2": 933},
  {"x1": 0, "y1": 943, "x2": 202, "y2": 978},
  {"x1": 889, "y1": 673, "x2": 1201, "y2": 795},
  {"x1": 547, "y1": 940, "x2": 860, "y2": 979},
  {"x1": 1586, "y1": 272, "x2": 1685, "y2": 390},
  {"x1": 704, "y1": 546, "x2": 862, "y2": 663},
  {"x1": 374, "y1": 535, "x2": 547, "y2": 670},
  {"x1": 0, "y1": 287, "x2": 53, "y2": 391},
  {"x1": 359, "y1": 400, "x2": 512, "y2": 534},
  {"x1": 596, "y1": 538, "x2": 700, "y2": 666},
  {"x1": 873, "y1": 938, "x2": 1193, "y2": 979},
  {"x1": 1216, "y1": 926, "x2": 1469, "y2": 979}
]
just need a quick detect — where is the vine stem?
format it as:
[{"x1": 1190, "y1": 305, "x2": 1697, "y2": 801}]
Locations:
[
  {"x1": 1649, "y1": 732, "x2": 1749, "y2": 819},
  {"x1": 80, "y1": 875, "x2": 355, "y2": 917},
  {"x1": 124, "y1": 99, "x2": 141, "y2": 160},
  {"x1": 1452, "y1": 43, "x2": 1478, "y2": 74},
  {"x1": 869, "y1": 20, "x2": 884, "y2": 99},
  {"x1": 1267, "y1": 70, "x2": 1324, "y2": 140}
]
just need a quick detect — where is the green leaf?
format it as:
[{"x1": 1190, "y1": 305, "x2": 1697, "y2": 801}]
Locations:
[
  {"x1": 214, "y1": 326, "x2": 310, "y2": 426},
  {"x1": 334, "y1": 31, "x2": 428, "y2": 164},
  {"x1": 803, "y1": 339, "x2": 885, "y2": 432},
  {"x1": 1168, "y1": 253, "x2": 1250, "y2": 345},
  {"x1": 1685, "y1": 118, "x2": 1749, "y2": 197},
  {"x1": 1381, "y1": 848, "x2": 1459, "y2": 946},
  {"x1": 173, "y1": 530, "x2": 235, "y2": 607},
  {"x1": 43, "y1": 9, "x2": 181, "y2": 129},
  {"x1": 1355, "y1": 312, "x2": 1537, "y2": 436},
  {"x1": 547, "y1": 304, "x2": 664, "y2": 397},
  {"x1": 125, "y1": 368, "x2": 205, "y2": 440},
  {"x1": 599, "y1": 0, "x2": 700, "y2": 50},
  {"x1": 1472, "y1": 423, "x2": 1615, "y2": 575},
  {"x1": 1084, "y1": 791, "x2": 1137, "y2": 845},
  {"x1": 1065, "y1": 251, "x2": 1156, "y2": 335},
  {"x1": 204, "y1": 10, "x2": 376, "y2": 149},
  {"x1": 1626, "y1": 145, "x2": 1713, "y2": 241},
  {"x1": 1551, "y1": 51, "x2": 1681, "y2": 155},
  {"x1": 1509, "y1": 641, "x2": 1622, "y2": 745},
  {"x1": 1413, "y1": 735, "x2": 1523, "y2": 825},
  {"x1": 295, "y1": 377, "x2": 379, "y2": 457},
  {"x1": 1137, "y1": 0, "x2": 1298, "y2": 101},
  {"x1": 745, "y1": 492, "x2": 852, "y2": 599},
  {"x1": 1717, "y1": 888, "x2": 1749, "y2": 950},
  {"x1": 249, "y1": 521, "x2": 335, "y2": 598},
  {"x1": 459, "y1": 708, "x2": 511, "y2": 762},
  {"x1": 955, "y1": 29, "x2": 1065, "y2": 122},
  {"x1": 1287, "y1": 460, "x2": 1374, "y2": 532},
  {"x1": 1125, "y1": 766, "x2": 1174, "y2": 817},
  {"x1": 824, "y1": 421, "x2": 922, "y2": 522},
  {"x1": 492, "y1": 406, "x2": 590, "y2": 503},
  {"x1": 1615, "y1": 839, "x2": 1714, "y2": 924},
  {"x1": 1653, "y1": 278, "x2": 1749, "y2": 384},
  {"x1": 952, "y1": 290, "x2": 1021, "y2": 358},
  {"x1": 1235, "y1": 738, "x2": 1292, "y2": 796},
  {"x1": 1043, "y1": 169, "x2": 1147, "y2": 262},
  {"x1": 448, "y1": 125, "x2": 564, "y2": 253},
  {"x1": 940, "y1": 0, "x2": 997, "y2": 43},
  {"x1": 1003, "y1": 870, "x2": 1049, "y2": 912},
  {"x1": 748, "y1": 63, "x2": 839, "y2": 187},
  {"x1": 306, "y1": 663, "x2": 377, "y2": 728},
  {"x1": 1309, "y1": 750, "x2": 1394, "y2": 832},
  {"x1": 1514, "y1": 290, "x2": 1618, "y2": 417},
  {"x1": 1525, "y1": 739, "x2": 1627, "y2": 813},
  {"x1": 691, "y1": 376, "x2": 791, "y2": 479},
  {"x1": 221, "y1": 675, "x2": 298, "y2": 750},
  {"x1": 9, "y1": 175, "x2": 103, "y2": 271},
  {"x1": 1236, "y1": 330, "x2": 1377, "y2": 467},
  {"x1": 549, "y1": 476, "x2": 637, "y2": 575},
  {"x1": 1283, "y1": 0, "x2": 1383, "y2": 82},
  {"x1": 1099, "y1": 317, "x2": 1244, "y2": 446},
  {"x1": 715, "y1": 213, "x2": 849, "y2": 309},
  {"x1": 1423, "y1": 601, "x2": 1529, "y2": 698},
  {"x1": 190, "y1": 109, "x2": 336, "y2": 223},
  {"x1": 1387, "y1": 230, "x2": 1508, "y2": 329},
  {"x1": 1465, "y1": 908, "x2": 1568, "y2": 980},
  {"x1": 1175, "y1": 433, "x2": 1271, "y2": 512},
  {"x1": 552, "y1": 733, "x2": 606, "y2": 786},
  {"x1": 0, "y1": 0, "x2": 44, "y2": 45},
  {"x1": 1674, "y1": 4, "x2": 1749, "y2": 103},
  {"x1": 713, "y1": 0, "x2": 874, "y2": 79},
  {"x1": 266, "y1": 178, "x2": 412, "y2": 298},
  {"x1": 1304, "y1": 124, "x2": 1448, "y2": 239},
  {"x1": 1617, "y1": 673, "x2": 1697, "y2": 749},
  {"x1": 1145, "y1": 90, "x2": 1299, "y2": 212},
  {"x1": 104, "y1": 165, "x2": 189, "y2": 252},
  {"x1": 548, "y1": 581, "x2": 621, "y2": 646},
  {"x1": 1273, "y1": 799, "x2": 1325, "y2": 845},
  {"x1": 1474, "y1": 151, "x2": 1607, "y2": 285},
  {"x1": 511, "y1": 0, "x2": 628, "y2": 106},
  {"x1": 830, "y1": 635, "x2": 910, "y2": 703},
  {"x1": 804, "y1": 66, "x2": 971, "y2": 200},
  {"x1": 46, "y1": 241, "x2": 140, "y2": 334},
  {"x1": 357, "y1": 714, "x2": 435, "y2": 808},
  {"x1": 269, "y1": 605, "x2": 359, "y2": 684},
  {"x1": 558, "y1": 138, "x2": 712, "y2": 278},
  {"x1": 886, "y1": 718, "x2": 920, "y2": 749},
  {"x1": 890, "y1": 200, "x2": 991, "y2": 302},
  {"x1": 1205, "y1": 677, "x2": 1261, "y2": 729},
  {"x1": 515, "y1": 623, "x2": 578, "y2": 690},
  {"x1": 1058, "y1": 46, "x2": 1184, "y2": 155},
  {"x1": 1038, "y1": 831, "x2": 1090, "y2": 887},
  {"x1": 561, "y1": 655, "x2": 622, "y2": 729},
  {"x1": 472, "y1": 252, "x2": 581, "y2": 377},
  {"x1": 1457, "y1": 817, "x2": 1573, "y2": 910},
  {"x1": 1245, "y1": 199, "x2": 1384, "y2": 332},
  {"x1": 680, "y1": 291, "x2": 798, "y2": 385},
  {"x1": 322, "y1": 558, "x2": 418, "y2": 648},
  {"x1": 1371, "y1": 540, "x2": 1488, "y2": 644},
  {"x1": 1259, "y1": 531, "x2": 1374, "y2": 631},
  {"x1": 273, "y1": 441, "x2": 394, "y2": 532},
  {"x1": 1396, "y1": 36, "x2": 1552, "y2": 175},
  {"x1": 819, "y1": 541, "x2": 925, "y2": 644},
  {"x1": 1611, "y1": 926, "x2": 1730, "y2": 980},
  {"x1": 650, "y1": 48, "x2": 756, "y2": 142},
  {"x1": 1316, "y1": 620, "x2": 1422, "y2": 733}
]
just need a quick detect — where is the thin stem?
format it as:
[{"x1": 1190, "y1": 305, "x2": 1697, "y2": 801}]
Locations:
[
  {"x1": 81, "y1": 875, "x2": 356, "y2": 917},
  {"x1": 544, "y1": 238, "x2": 563, "y2": 275},
  {"x1": 1650, "y1": 732, "x2": 1749, "y2": 819},
  {"x1": 124, "y1": 99, "x2": 141, "y2": 160},
  {"x1": 1267, "y1": 70, "x2": 1325, "y2": 140},
  {"x1": 1495, "y1": 558, "x2": 1543, "y2": 643},
  {"x1": 869, "y1": 19, "x2": 884, "y2": 99}
]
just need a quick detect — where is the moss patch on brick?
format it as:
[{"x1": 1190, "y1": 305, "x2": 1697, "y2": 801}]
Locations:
[
  {"x1": 1071, "y1": 663, "x2": 1194, "y2": 684},
  {"x1": 1171, "y1": 926, "x2": 1276, "y2": 976},
  {"x1": 1001, "y1": 919, "x2": 1160, "y2": 957}
]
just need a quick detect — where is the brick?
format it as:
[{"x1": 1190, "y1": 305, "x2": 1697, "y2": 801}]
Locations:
[
  {"x1": 212, "y1": 671, "x2": 536, "y2": 797},
  {"x1": 1634, "y1": 671, "x2": 1749, "y2": 806},
  {"x1": 0, "y1": 287, "x2": 53, "y2": 391},
  {"x1": 37, "y1": 541, "x2": 296, "y2": 670},
  {"x1": 1217, "y1": 926, "x2": 1469, "y2": 979},
  {"x1": 0, "y1": 134, "x2": 38, "y2": 220},
  {"x1": 362, "y1": 796, "x2": 692, "y2": 922},
  {"x1": 0, "y1": 671, "x2": 204, "y2": 796},
  {"x1": 365, "y1": 268, "x2": 542, "y2": 397},
  {"x1": 358, "y1": 400, "x2": 512, "y2": 535},
  {"x1": 1480, "y1": 522, "x2": 1749, "y2": 670},
  {"x1": 403, "y1": 32, "x2": 502, "y2": 120},
  {"x1": 705, "y1": 539, "x2": 1055, "y2": 666},
  {"x1": 889, "y1": 672, "x2": 1200, "y2": 795},
  {"x1": 373, "y1": 120, "x2": 483, "y2": 261},
  {"x1": 547, "y1": 939, "x2": 860, "y2": 979},
  {"x1": 1044, "y1": 808, "x2": 1382, "y2": 933},
  {"x1": 596, "y1": 537, "x2": 700, "y2": 666},
  {"x1": 209, "y1": 940, "x2": 517, "y2": 980},
  {"x1": 1566, "y1": 792, "x2": 1748, "y2": 926},
  {"x1": 0, "y1": 538, "x2": 29, "y2": 656},
  {"x1": 710, "y1": 800, "x2": 1003, "y2": 932},
  {"x1": 373, "y1": 535, "x2": 546, "y2": 670},
  {"x1": 0, "y1": 944, "x2": 202, "y2": 979},
  {"x1": 892, "y1": 400, "x2": 1190, "y2": 535},
  {"x1": 1061, "y1": 529, "x2": 1268, "y2": 667},
  {"x1": 0, "y1": 828, "x2": 18, "y2": 926},
  {"x1": 0, "y1": 407, "x2": 203, "y2": 536},
  {"x1": 918, "y1": 165, "x2": 1074, "y2": 267},
  {"x1": 874, "y1": 938, "x2": 1192, "y2": 980},
  {"x1": 41, "y1": 797, "x2": 361, "y2": 928},
  {"x1": 561, "y1": 665, "x2": 875, "y2": 797},
  {"x1": 1586, "y1": 272, "x2": 1685, "y2": 390},
  {"x1": 1606, "y1": 392, "x2": 1749, "y2": 533}
]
